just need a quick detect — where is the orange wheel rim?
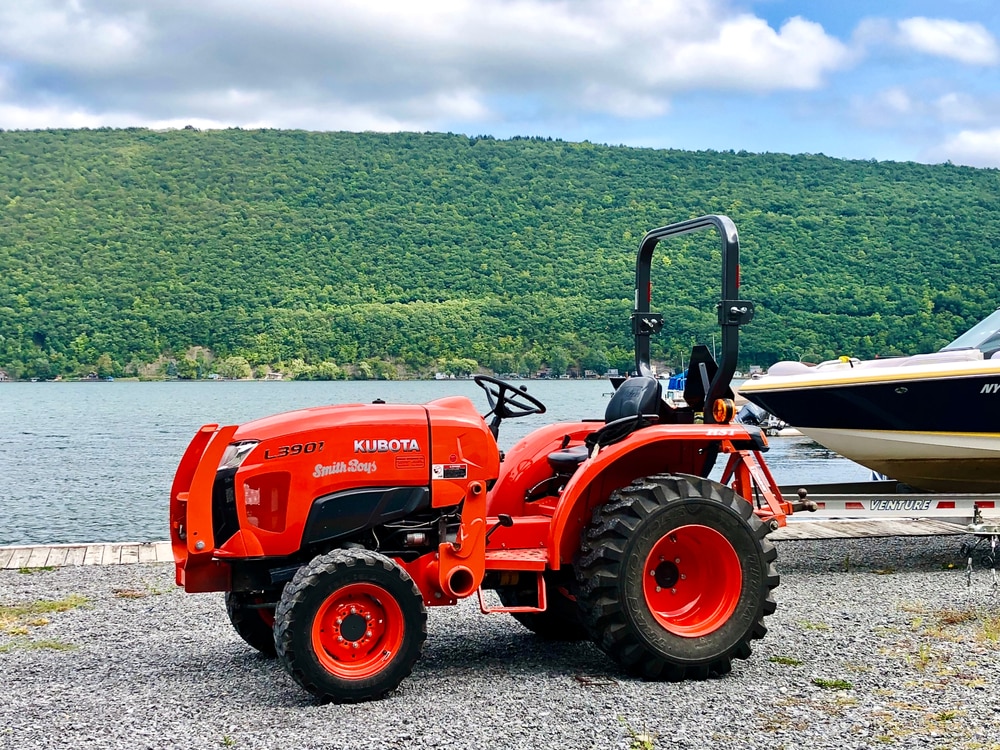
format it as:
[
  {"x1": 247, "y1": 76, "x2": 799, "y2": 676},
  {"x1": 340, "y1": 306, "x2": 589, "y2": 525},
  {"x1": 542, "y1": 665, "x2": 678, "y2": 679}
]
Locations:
[
  {"x1": 642, "y1": 524, "x2": 742, "y2": 637},
  {"x1": 311, "y1": 583, "x2": 405, "y2": 679}
]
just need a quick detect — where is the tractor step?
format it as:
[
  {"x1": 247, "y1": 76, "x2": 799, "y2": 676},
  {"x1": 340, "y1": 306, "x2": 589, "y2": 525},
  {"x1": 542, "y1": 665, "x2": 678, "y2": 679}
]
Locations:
[
  {"x1": 476, "y1": 570, "x2": 548, "y2": 614},
  {"x1": 483, "y1": 547, "x2": 548, "y2": 571}
]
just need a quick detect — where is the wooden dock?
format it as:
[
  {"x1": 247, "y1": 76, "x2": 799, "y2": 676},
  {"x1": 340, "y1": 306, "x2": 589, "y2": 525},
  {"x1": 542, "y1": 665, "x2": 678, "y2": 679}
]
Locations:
[
  {"x1": 769, "y1": 518, "x2": 968, "y2": 541},
  {"x1": 0, "y1": 541, "x2": 172, "y2": 570},
  {"x1": 0, "y1": 519, "x2": 977, "y2": 570}
]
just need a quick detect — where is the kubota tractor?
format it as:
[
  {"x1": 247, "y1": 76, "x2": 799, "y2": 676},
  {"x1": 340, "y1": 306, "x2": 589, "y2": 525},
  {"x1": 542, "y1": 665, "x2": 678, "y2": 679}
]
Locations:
[{"x1": 170, "y1": 215, "x2": 796, "y2": 703}]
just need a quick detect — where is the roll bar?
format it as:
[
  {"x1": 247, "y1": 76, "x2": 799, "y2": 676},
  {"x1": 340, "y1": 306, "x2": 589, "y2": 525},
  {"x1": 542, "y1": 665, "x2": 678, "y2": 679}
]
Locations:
[{"x1": 631, "y1": 215, "x2": 755, "y2": 424}]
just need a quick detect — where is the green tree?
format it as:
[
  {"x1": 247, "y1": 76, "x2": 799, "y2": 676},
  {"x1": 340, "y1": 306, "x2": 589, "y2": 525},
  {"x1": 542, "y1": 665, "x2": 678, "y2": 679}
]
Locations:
[{"x1": 215, "y1": 356, "x2": 252, "y2": 380}]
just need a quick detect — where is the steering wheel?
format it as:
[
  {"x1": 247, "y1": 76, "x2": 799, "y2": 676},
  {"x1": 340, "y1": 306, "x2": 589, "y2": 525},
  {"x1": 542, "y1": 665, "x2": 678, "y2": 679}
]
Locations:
[{"x1": 474, "y1": 375, "x2": 546, "y2": 426}]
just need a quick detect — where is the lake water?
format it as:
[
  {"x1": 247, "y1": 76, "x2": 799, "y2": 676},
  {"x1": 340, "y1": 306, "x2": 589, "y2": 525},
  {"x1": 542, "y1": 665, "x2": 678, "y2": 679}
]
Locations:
[{"x1": 0, "y1": 380, "x2": 871, "y2": 546}]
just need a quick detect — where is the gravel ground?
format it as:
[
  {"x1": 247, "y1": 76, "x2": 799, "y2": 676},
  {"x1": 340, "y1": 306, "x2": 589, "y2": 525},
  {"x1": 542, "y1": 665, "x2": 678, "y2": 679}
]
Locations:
[{"x1": 1, "y1": 536, "x2": 998, "y2": 750}]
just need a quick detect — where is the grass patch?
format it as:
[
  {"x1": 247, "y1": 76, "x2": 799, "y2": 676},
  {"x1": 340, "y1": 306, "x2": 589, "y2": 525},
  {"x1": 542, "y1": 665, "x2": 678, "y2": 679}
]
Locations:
[
  {"x1": 911, "y1": 643, "x2": 935, "y2": 671},
  {"x1": 813, "y1": 678, "x2": 853, "y2": 690},
  {"x1": 980, "y1": 612, "x2": 1000, "y2": 642},
  {"x1": 0, "y1": 594, "x2": 89, "y2": 636},
  {"x1": 769, "y1": 655, "x2": 803, "y2": 666},
  {"x1": 619, "y1": 717, "x2": 656, "y2": 750},
  {"x1": 0, "y1": 594, "x2": 89, "y2": 620},
  {"x1": 935, "y1": 608, "x2": 978, "y2": 626},
  {"x1": 798, "y1": 620, "x2": 830, "y2": 631},
  {"x1": 113, "y1": 589, "x2": 151, "y2": 599},
  {"x1": 902, "y1": 603, "x2": 1000, "y2": 644},
  {"x1": 17, "y1": 566, "x2": 55, "y2": 574},
  {"x1": 113, "y1": 580, "x2": 172, "y2": 599},
  {"x1": 0, "y1": 638, "x2": 78, "y2": 653}
]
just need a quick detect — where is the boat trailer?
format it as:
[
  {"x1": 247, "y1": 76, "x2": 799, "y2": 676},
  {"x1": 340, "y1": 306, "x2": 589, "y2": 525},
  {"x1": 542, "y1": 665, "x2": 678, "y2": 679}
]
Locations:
[{"x1": 783, "y1": 481, "x2": 1000, "y2": 588}]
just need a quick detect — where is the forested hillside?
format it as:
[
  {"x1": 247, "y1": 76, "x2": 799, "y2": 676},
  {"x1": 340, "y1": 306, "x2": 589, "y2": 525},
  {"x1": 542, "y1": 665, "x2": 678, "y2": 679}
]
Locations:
[{"x1": 1, "y1": 128, "x2": 998, "y2": 380}]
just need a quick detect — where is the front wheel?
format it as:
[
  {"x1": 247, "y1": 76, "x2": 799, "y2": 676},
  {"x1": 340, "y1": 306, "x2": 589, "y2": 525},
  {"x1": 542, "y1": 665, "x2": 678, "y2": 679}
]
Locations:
[
  {"x1": 575, "y1": 474, "x2": 778, "y2": 680},
  {"x1": 225, "y1": 591, "x2": 278, "y2": 657},
  {"x1": 274, "y1": 549, "x2": 427, "y2": 703}
]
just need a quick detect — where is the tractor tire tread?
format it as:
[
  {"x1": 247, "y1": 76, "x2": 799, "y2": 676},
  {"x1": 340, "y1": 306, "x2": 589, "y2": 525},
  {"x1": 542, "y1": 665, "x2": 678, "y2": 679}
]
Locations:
[
  {"x1": 225, "y1": 591, "x2": 278, "y2": 658},
  {"x1": 574, "y1": 473, "x2": 779, "y2": 682},
  {"x1": 274, "y1": 549, "x2": 427, "y2": 703}
]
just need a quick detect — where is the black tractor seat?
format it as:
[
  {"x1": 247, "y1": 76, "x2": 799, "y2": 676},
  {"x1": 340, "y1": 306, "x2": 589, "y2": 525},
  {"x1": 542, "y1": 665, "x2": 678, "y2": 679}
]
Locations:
[
  {"x1": 547, "y1": 444, "x2": 591, "y2": 472},
  {"x1": 546, "y1": 376, "x2": 664, "y2": 472}
]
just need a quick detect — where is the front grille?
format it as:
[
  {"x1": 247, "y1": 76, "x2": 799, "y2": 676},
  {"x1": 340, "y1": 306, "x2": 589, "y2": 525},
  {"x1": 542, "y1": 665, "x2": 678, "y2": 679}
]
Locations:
[{"x1": 211, "y1": 468, "x2": 241, "y2": 547}]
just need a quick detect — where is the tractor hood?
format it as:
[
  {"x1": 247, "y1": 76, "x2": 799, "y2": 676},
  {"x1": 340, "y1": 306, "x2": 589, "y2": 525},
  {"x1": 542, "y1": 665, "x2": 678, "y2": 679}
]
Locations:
[{"x1": 231, "y1": 402, "x2": 430, "y2": 444}]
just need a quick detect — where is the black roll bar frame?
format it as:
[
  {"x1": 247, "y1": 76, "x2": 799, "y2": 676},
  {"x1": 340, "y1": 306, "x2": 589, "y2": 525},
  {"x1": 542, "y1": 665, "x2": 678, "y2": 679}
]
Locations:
[{"x1": 631, "y1": 214, "x2": 755, "y2": 424}]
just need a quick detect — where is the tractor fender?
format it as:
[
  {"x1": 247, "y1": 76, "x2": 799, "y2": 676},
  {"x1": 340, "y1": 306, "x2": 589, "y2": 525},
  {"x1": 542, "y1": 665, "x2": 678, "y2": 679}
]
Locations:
[{"x1": 545, "y1": 424, "x2": 757, "y2": 568}]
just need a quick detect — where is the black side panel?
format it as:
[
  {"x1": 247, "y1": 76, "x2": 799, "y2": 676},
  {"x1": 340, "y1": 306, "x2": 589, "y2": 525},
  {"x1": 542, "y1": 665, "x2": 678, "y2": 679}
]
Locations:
[
  {"x1": 302, "y1": 486, "x2": 431, "y2": 546},
  {"x1": 683, "y1": 345, "x2": 735, "y2": 411},
  {"x1": 212, "y1": 468, "x2": 241, "y2": 547},
  {"x1": 729, "y1": 426, "x2": 769, "y2": 452}
]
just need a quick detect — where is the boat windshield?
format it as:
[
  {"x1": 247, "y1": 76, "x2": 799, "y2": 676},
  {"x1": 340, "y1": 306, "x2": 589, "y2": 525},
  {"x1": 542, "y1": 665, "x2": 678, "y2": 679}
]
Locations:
[{"x1": 941, "y1": 307, "x2": 1000, "y2": 358}]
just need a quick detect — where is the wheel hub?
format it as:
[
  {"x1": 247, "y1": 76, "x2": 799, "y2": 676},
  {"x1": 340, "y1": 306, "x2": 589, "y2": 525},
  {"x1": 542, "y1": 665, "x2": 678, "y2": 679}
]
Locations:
[
  {"x1": 339, "y1": 612, "x2": 368, "y2": 642},
  {"x1": 642, "y1": 523, "x2": 743, "y2": 638},
  {"x1": 652, "y1": 560, "x2": 680, "y2": 589},
  {"x1": 312, "y1": 582, "x2": 405, "y2": 678}
]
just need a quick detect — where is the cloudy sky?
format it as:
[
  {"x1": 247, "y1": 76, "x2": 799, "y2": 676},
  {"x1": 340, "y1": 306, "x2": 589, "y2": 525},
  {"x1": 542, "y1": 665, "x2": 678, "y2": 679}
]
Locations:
[{"x1": 2, "y1": 0, "x2": 999, "y2": 167}]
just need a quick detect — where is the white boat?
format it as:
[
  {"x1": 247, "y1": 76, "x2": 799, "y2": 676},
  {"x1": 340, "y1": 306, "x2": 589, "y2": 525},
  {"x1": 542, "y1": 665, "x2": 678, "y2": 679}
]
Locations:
[{"x1": 738, "y1": 308, "x2": 1000, "y2": 492}]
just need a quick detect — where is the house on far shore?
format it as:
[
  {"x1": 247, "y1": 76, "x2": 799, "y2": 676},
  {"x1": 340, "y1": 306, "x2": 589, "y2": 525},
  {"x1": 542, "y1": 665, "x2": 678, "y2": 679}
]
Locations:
[{"x1": 0, "y1": 370, "x2": 10, "y2": 382}]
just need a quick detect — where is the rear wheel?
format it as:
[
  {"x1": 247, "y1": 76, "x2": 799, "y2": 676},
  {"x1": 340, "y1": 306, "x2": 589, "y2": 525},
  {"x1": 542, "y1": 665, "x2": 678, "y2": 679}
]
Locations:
[
  {"x1": 496, "y1": 571, "x2": 588, "y2": 641},
  {"x1": 575, "y1": 474, "x2": 778, "y2": 680},
  {"x1": 275, "y1": 549, "x2": 427, "y2": 703},
  {"x1": 225, "y1": 591, "x2": 278, "y2": 657}
]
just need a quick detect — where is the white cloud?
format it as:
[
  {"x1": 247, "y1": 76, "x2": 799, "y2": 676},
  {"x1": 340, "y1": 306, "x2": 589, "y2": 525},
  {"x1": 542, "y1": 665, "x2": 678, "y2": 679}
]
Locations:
[
  {"x1": 581, "y1": 86, "x2": 670, "y2": 118},
  {"x1": 0, "y1": 102, "x2": 121, "y2": 129},
  {"x1": 656, "y1": 15, "x2": 851, "y2": 91},
  {"x1": 0, "y1": 0, "x2": 853, "y2": 131},
  {"x1": 851, "y1": 86, "x2": 923, "y2": 129},
  {"x1": 0, "y1": 2, "x2": 145, "y2": 71},
  {"x1": 897, "y1": 17, "x2": 999, "y2": 65},
  {"x1": 878, "y1": 87, "x2": 914, "y2": 115},
  {"x1": 857, "y1": 16, "x2": 1000, "y2": 66},
  {"x1": 934, "y1": 92, "x2": 987, "y2": 124},
  {"x1": 932, "y1": 128, "x2": 1000, "y2": 168}
]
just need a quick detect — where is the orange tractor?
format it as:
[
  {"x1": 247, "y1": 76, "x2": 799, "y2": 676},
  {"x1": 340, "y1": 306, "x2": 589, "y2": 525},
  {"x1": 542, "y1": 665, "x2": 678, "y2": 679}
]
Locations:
[{"x1": 171, "y1": 215, "x2": 795, "y2": 703}]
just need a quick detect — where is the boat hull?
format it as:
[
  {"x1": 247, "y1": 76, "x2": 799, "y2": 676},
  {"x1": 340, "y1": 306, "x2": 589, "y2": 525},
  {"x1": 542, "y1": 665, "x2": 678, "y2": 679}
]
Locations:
[
  {"x1": 797, "y1": 427, "x2": 1000, "y2": 492},
  {"x1": 740, "y1": 362, "x2": 1000, "y2": 492}
]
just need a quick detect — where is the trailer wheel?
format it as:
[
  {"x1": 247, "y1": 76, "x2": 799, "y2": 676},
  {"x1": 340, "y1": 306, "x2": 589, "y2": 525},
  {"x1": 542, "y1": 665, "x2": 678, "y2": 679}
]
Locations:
[
  {"x1": 496, "y1": 571, "x2": 588, "y2": 641},
  {"x1": 275, "y1": 549, "x2": 427, "y2": 703},
  {"x1": 575, "y1": 474, "x2": 778, "y2": 680},
  {"x1": 225, "y1": 591, "x2": 278, "y2": 657}
]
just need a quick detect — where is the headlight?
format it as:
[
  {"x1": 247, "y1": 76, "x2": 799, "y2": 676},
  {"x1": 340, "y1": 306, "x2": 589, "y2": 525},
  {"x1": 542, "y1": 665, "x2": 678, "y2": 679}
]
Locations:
[{"x1": 218, "y1": 441, "x2": 259, "y2": 471}]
